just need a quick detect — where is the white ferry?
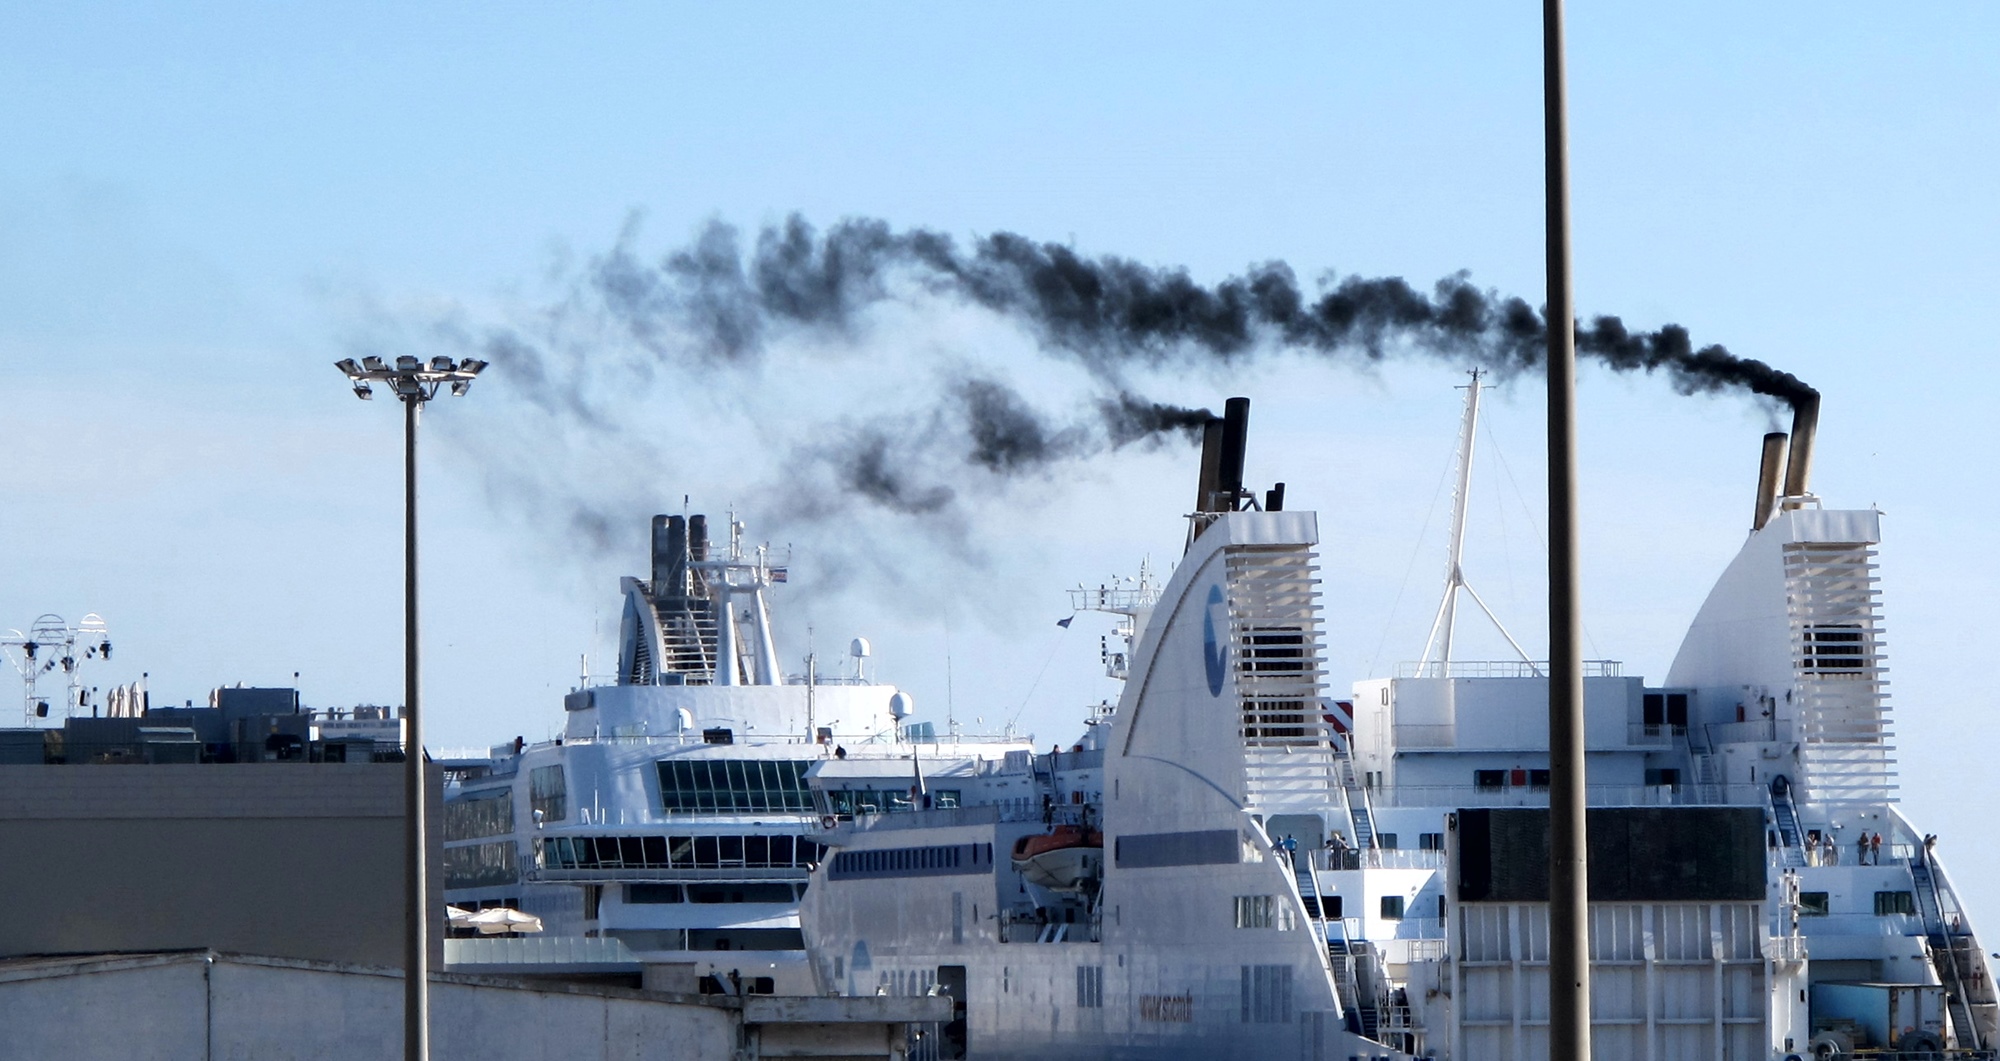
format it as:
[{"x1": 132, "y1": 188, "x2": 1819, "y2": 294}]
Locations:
[
  {"x1": 800, "y1": 387, "x2": 1997, "y2": 1060},
  {"x1": 440, "y1": 512, "x2": 1031, "y2": 993}
]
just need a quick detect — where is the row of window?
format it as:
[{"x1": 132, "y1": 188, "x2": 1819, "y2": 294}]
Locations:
[
  {"x1": 658, "y1": 758, "x2": 812, "y2": 813},
  {"x1": 444, "y1": 840, "x2": 520, "y2": 889},
  {"x1": 821, "y1": 788, "x2": 962, "y2": 815},
  {"x1": 543, "y1": 833, "x2": 825, "y2": 872},
  {"x1": 1799, "y1": 890, "x2": 1914, "y2": 917},
  {"x1": 1075, "y1": 965, "x2": 1103, "y2": 1009},
  {"x1": 1232, "y1": 895, "x2": 1296, "y2": 930},
  {"x1": 625, "y1": 882, "x2": 805, "y2": 905},
  {"x1": 827, "y1": 843, "x2": 993, "y2": 881},
  {"x1": 444, "y1": 789, "x2": 514, "y2": 842},
  {"x1": 1475, "y1": 769, "x2": 1551, "y2": 791}
]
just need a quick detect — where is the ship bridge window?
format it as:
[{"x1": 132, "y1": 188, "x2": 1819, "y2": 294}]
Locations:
[
  {"x1": 530, "y1": 766, "x2": 567, "y2": 822},
  {"x1": 1803, "y1": 625, "x2": 1869, "y2": 674},
  {"x1": 658, "y1": 758, "x2": 811, "y2": 813}
]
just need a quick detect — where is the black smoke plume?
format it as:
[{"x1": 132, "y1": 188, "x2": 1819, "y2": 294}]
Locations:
[{"x1": 566, "y1": 213, "x2": 1817, "y2": 412}]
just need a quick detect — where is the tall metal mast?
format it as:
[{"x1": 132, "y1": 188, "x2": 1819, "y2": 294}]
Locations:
[{"x1": 1417, "y1": 370, "x2": 1537, "y2": 673}]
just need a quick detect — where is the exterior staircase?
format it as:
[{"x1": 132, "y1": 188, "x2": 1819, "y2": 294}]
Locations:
[
  {"x1": 1768, "y1": 784, "x2": 1808, "y2": 869},
  {"x1": 1332, "y1": 740, "x2": 1377, "y2": 852},
  {"x1": 1911, "y1": 852, "x2": 1993, "y2": 1050}
]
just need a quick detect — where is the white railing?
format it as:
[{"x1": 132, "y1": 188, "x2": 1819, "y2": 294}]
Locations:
[
  {"x1": 1764, "y1": 934, "x2": 1809, "y2": 962},
  {"x1": 1704, "y1": 718, "x2": 1793, "y2": 746},
  {"x1": 1319, "y1": 848, "x2": 1446, "y2": 871},
  {"x1": 1393, "y1": 660, "x2": 1622, "y2": 679},
  {"x1": 1624, "y1": 724, "x2": 1683, "y2": 746},
  {"x1": 1367, "y1": 784, "x2": 1741, "y2": 809}
]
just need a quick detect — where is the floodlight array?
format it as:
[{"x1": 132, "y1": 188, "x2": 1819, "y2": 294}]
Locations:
[{"x1": 334, "y1": 356, "x2": 488, "y2": 402}]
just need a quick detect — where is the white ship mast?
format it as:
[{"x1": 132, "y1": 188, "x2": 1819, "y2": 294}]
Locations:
[{"x1": 1416, "y1": 369, "x2": 1537, "y2": 674}]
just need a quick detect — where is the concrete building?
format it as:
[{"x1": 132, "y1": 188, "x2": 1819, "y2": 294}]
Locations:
[
  {"x1": 0, "y1": 762, "x2": 442, "y2": 968},
  {"x1": 0, "y1": 951, "x2": 947, "y2": 1060}
]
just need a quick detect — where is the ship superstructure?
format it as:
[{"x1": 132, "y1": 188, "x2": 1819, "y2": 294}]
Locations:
[
  {"x1": 799, "y1": 391, "x2": 1997, "y2": 1060},
  {"x1": 440, "y1": 513, "x2": 1031, "y2": 993}
]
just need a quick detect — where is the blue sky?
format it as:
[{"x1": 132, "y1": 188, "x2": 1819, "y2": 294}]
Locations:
[{"x1": 3, "y1": 3, "x2": 1997, "y2": 907}]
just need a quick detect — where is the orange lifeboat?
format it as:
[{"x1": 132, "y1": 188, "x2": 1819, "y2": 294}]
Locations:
[{"x1": 1010, "y1": 825, "x2": 1104, "y2": 892}]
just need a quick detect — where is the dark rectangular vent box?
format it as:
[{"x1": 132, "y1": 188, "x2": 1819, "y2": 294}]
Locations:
[{"x1": 1456, "y1": 806, "x2": 1765, "y2": 903}]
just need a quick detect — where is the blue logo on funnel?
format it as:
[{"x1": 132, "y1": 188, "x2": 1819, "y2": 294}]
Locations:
[{"x1": 1201, "y1": 584, "x2": 1227, "y2": 697}]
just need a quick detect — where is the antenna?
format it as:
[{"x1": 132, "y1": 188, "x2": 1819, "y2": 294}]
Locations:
[
  {"x1": 6, "y1": 613, "x2": 111, "y2": 726},
  {"x1": 1417, "y1": 370, "x2": 1539, "y2": 674},
  {"x1": 944, "y1": 624, "x2": 956, "y2": 735}
]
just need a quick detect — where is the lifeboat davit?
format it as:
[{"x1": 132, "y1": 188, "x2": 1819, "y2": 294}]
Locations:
[{"x1": 1010, "y1": 825, "x2": 1104, "y2": 892}]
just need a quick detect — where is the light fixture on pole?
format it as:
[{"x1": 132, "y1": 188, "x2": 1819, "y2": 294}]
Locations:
[{"x1": 334, "y1": 352, "x2": 485, "y2": 1061}]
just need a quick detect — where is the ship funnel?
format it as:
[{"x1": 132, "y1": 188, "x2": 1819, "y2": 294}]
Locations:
[
  {"x1": 1781, "y1": 392, "x2": 1820, "y2": 502},
  {"x1": 1216, "y1": 397, "x2": 1251, "y2": 511},
  {"x1": 1193, "y1": 416, "x2": 1227, "y2": 512},
  {"x1": 651, "y1": 515, "x2": 689, "y2": 602},
  {"x1": 688, "y1": 513, "x2": 710, "y2": 562},
  {"x1": 1752, "y1": 432, "x2": 1789, "y2": 530}
]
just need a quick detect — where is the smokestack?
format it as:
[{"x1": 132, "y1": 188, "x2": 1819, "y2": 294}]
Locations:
[
  {"x1": 1216, "y1": 397, "x2": 1251, "y2": 512},
  {"x1": 1781, "y1": 393, "x2": 1820, "y2": 502},
  {"x1": 651, "y1": 514, "x2": 688, "y2": 602},
  {"x1": 1752, "y1": 432, "x2": 1788, "y2": 530},
  {"x1": 1194, "y1": 417, "x2": 1226, "y2": 512},
  {"x1": 688, "y1": 514, "x2": 710, "y2": 561}
]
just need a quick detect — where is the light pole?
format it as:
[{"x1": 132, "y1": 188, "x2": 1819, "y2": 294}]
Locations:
[
  {"x1": 1542, "y1": 1, "x2": 1591, "y2": 1058},
  {"x1": 334, "y1": 353, "x2": 486, "y2": 1061}
]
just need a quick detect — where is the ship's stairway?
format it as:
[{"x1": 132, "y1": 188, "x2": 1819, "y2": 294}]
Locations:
[
  {"x1": 1284, "y1": 847, "x2": 1361, "y2": 1037},
  {"x1": 1295, "y1": 862, "x2": 1324, "y2": 919},
  {"x1": 1324, "y1": 929, "x2": 1389, "y2": 1043},
  {"x1": 1690, "y1": 752, "x2": 1723, "y2": 804},
  {"x1": 1911, "y1": 853, "x2": 1997, "y2": 1050},
  {"x1": 1331, "y1": 742, "x2": 1377, "y2": 851},
  {"x1": 1768, "y1": 786, "x2": 1809, "y2": 869}
]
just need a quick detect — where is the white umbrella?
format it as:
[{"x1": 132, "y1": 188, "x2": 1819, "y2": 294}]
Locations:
[
  {"x1": 464, "y1": 907, "x2": 544, "y2": 935},
  {"x1": 446, "y1": 905, "x2": 479, "y2": 930}
]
